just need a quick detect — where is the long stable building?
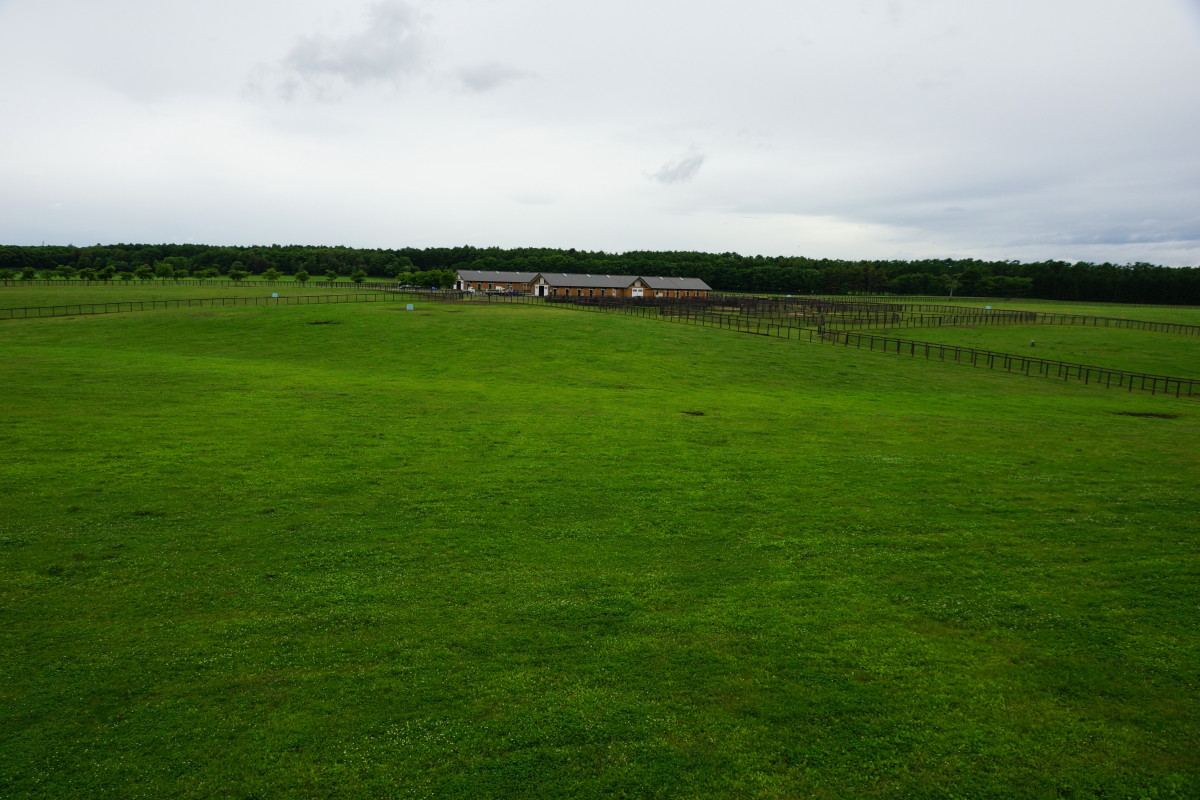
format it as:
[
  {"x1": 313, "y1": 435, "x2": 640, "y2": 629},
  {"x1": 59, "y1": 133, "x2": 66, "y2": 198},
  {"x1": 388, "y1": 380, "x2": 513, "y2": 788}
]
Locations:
[{"x1": 455, "y1": 270, "x2": 711, "y2": 299}]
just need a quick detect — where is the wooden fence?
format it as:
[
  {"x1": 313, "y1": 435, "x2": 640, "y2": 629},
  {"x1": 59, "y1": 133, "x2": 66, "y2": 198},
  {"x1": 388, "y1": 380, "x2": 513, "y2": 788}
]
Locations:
[
  {"x1": 0, "y1": 293, "x2": 401, "y2": 320},
  {"x1": 487, "y1": 293, "x2": 1200, "y2": 398},
  {"x1": 0, "y1": 278, "x2": 418, "y2": 292}
]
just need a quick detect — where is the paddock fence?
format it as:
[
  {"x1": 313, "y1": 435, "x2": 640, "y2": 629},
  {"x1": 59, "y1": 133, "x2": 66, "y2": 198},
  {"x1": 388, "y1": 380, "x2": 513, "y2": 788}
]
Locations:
[
  {"x1": 0, "y1": 278, "x2": 441, "y2": 292},
  {"x1": 793, "y1": 294, "x2": 1200, "y2": 310},
  {"x1": 482, "y1": 292, "x2": 1200, "y2": 398},
  {"x1": 0, "y1": 292, "x2": 403, "y2": 320}
]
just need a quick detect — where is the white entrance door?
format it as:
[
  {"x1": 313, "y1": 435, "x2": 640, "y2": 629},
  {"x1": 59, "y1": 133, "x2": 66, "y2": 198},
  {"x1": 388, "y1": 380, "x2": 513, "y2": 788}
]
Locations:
[{"x1": 632, "y1": 287, "x2": 643, "y2": 298}]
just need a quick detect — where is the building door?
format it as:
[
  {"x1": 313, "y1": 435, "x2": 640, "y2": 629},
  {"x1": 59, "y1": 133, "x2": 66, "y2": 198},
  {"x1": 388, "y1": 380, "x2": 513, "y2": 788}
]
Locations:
[
  {"x1": 632, "y1": 287, "x2": 643, "y2": 298},
  {"x1": 537, "y1": 284, "x2": 547, "y2": 297}
]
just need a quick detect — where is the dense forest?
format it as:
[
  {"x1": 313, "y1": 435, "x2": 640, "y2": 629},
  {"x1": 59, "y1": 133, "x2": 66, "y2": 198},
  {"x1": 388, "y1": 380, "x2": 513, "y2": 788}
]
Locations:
[{"x1": 1, "y1": 243, "x2": 1197, "y2": 304}]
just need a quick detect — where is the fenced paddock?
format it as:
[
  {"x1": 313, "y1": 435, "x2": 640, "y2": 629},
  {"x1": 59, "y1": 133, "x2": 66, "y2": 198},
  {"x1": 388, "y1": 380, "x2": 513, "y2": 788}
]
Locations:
[
  {"x1": 4, "y1": 283, "x2": 1193, "y2": 398},
  {"x1": 815, "y1": 328, "x2": 1199, "y2": 398},
  {"x1": 485, "y1": 292, "x2": 1200, "y2": 398}
]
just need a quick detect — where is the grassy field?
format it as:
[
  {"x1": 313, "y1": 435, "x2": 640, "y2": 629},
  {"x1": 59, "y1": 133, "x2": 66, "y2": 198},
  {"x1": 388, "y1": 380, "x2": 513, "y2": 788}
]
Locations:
[
  {"x1": 2, "y1": 294, "x2": 1198, "y2": 798},
  {"x1": 864, "y1": 323, "x2": 1200, "y2": 378}
]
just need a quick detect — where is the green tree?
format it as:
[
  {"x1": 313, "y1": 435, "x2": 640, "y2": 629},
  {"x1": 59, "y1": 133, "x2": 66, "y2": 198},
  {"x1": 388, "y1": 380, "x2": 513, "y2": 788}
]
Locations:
[
  {"x1": 262, "y1": 268, "x2": 281, "y2": 281},
  {"x1": 118, "y1": 271, "x2": 135, "y2": 281},
  {"x1": 227, "y1": 269, "x2": 250, "y2": 282},
  {"x1": 350, "y1": 269, "x2": 367, "y2": 284},
  {"x1": 294, "y1": 269, "x2": 310, "y2": 284},
  {"x1": 889, "y1": 273, "x2": 938, "y2": 295},
  {"x1": 324, "y1": 270, "x2": 339, "y2": 283},
  {"x1": 161, "y1": 256, "x2": 191, "y2": 275},
  {"x1": 134, "y1": 266, "x2": 155, "y2": 281}
]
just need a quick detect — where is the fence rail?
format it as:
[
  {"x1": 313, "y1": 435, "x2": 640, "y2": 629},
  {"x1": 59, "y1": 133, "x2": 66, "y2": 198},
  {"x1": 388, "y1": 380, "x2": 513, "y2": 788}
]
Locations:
[
  {"x1": 814, "y1": 328, "x2": 1198, "y2": 398},
  {"x1": 0, "y1": 278, "x2": 407, "y2": 291},
  {"x1": 484, "y1": 292, "x2": 1200, "y2": 398},
  {"x1": 797, "y1": 293, "x2": 1200, "y2": 310},
  {"x1": 0, "y1": 292, "x2": 401, "y2": 320}
]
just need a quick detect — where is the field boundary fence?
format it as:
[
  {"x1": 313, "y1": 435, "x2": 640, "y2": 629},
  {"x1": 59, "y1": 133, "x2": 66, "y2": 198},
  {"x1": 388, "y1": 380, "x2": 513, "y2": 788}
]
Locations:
[
  {"x1": 0, "y1": 278, "x2": 423, "y2": 292},
  {"x1": 481, "y1": 292, "x2": 1199, "y2": 398},
  {"x1": 796, "y1": 293, "x2": 1200, "y2": 310},
  {"x1": 512, "y1": 292, "x2": 1200, "y2": 336},
  {"x1": 814, "y1": 305, "x2": 1200, "y2": 336},
  {"x1": 6, "y1": 281, "x2": 1198, "y2": 310},
  {"x1": 5, "y1": 284, "x2": 1194, "y2": 397},
  {"x1": 0, "y1": 292, "x2": 404, "y2": 320},
  {"x1": 812, "y1": 328, "x2": 1197, "y2": 398}
]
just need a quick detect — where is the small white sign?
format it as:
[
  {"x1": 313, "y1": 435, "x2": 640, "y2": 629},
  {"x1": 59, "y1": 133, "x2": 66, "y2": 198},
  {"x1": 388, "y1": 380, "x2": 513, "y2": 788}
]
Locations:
[
  {"x1": 272, "y1": 293, "x2": 279, "y2": 298},
  {"x1": 406, "y1": 303, "x2": 414, "y2": 311}
]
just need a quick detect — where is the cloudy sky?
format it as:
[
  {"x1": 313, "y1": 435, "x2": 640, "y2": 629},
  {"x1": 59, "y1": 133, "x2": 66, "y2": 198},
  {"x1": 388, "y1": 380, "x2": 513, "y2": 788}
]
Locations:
[{"x1": 1, "y1": 0, "x2": 1198, "y2": 265}]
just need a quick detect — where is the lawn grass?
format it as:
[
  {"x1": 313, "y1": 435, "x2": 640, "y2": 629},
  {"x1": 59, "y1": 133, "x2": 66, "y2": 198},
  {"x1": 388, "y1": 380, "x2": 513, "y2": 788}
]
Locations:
[
  {"x1": 864, "y1": 323, "x2": 1200, "y2": 378},
  {"x1": 2, "y1": 298, "x2": 1198, "y2": 798}
]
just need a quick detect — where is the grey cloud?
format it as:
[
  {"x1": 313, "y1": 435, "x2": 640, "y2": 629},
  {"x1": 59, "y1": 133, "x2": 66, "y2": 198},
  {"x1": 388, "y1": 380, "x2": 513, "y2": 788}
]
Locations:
[
  {"x1": 1064, "y1": 218, "x2": 1200, "y2": 246},
  {"x1": 649, "y1": 151, "x2": 705, "y2": 184},
  {"x1": 251, "y1": 2, "x2": 427, "y2": 101},
  {"x1": 457, "y1": 62, "x2": 527, "y2": 93}
]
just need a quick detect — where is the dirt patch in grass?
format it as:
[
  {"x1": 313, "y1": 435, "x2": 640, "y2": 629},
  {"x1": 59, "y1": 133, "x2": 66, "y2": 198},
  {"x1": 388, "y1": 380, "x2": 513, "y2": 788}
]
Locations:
[
  {"x1": 681, "y1": 410, "x2": 705, "y2": 416},
  {"x1": 1114, "y1": 411, "x2": 1179, "y2": 419},
  {"x1": 306, "y1": 321, "x2": 341, "y2": 325}
]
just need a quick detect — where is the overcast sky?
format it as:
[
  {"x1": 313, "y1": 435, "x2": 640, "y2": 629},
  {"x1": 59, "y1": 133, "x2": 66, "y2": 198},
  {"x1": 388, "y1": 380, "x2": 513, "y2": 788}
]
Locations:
[{"x1": 2, "y1": 0, "x2": 1198, "y2": 265}]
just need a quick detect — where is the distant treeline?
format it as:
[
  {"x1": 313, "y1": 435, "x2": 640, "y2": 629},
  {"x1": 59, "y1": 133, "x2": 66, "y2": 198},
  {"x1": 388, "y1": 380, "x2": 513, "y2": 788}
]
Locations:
[{"x1": 1, "y1": 243, "x2": 1197, "y2": 303}]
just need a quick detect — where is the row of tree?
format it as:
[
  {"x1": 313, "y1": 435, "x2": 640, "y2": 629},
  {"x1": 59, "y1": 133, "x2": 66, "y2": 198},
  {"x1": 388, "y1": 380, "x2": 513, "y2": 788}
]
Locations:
[{"x1": 1, "y1": 244, "x2": 1197, "y2": 304}]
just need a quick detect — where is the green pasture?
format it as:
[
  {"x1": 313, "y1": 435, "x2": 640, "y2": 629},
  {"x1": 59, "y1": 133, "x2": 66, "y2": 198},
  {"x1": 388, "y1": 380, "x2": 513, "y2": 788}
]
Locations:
[
  {"x1": 2, "y1": 296, "x2": 1198, "y2": 798},
  {"x1": 864, "y1": 323, "x2": 1200, "y2": 378}
]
